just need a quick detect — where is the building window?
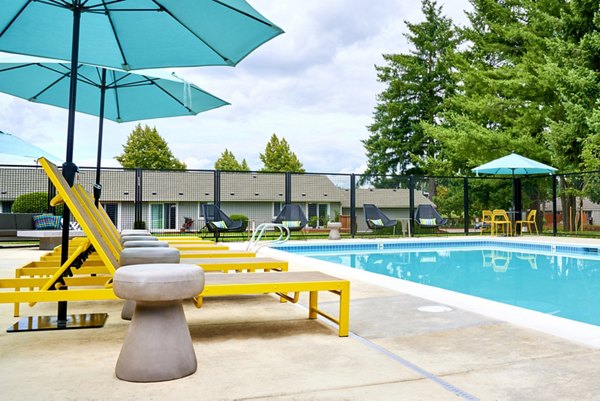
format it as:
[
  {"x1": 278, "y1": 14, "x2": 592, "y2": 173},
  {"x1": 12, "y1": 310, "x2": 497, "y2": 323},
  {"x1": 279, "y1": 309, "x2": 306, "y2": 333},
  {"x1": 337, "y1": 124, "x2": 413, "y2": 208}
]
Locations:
[
  {"x1": 273, "y1": 202, "x2": 284, "y2": 218},
  {"x1": 308, "y1": 203, "x2": 329, "y2": 228},
  {"x1": 103, "y1": 203, "x2": 118, "y2": 227},
  {"x1": 1, "y1": 201, "x2": 13, "y2": 213},
  {"x1": 150, "y1": 203, "x2": 176, "y2": 230}
]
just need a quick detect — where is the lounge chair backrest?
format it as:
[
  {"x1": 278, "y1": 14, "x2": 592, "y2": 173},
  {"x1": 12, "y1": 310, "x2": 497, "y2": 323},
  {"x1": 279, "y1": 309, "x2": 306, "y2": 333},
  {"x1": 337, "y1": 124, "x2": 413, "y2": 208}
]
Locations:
[
  {"x1": 363, "y1": 204, "x2": 394, "y2": 224},
  {"x1": 273, "y1": 204, "x2": 308, "y2": 229},
  {"x1": 202, "y1": 204, "x2": 234, "y2": 227},
  {"x1": 414, "y1": 204, "x2": 447, "y2": 227}
]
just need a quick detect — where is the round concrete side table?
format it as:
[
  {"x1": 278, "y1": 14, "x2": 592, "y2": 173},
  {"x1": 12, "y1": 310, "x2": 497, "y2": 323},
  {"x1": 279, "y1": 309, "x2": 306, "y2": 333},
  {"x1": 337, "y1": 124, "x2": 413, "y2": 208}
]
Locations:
[
  {"x1": 118, "y1": 247, "x2": 181, "y2": 320},
  {"x1": 113, "y1": 263, "x2": 204, "y2": 382},
  {"x1": 327, "y1": 221, "x2": 342, "y2": 240}
]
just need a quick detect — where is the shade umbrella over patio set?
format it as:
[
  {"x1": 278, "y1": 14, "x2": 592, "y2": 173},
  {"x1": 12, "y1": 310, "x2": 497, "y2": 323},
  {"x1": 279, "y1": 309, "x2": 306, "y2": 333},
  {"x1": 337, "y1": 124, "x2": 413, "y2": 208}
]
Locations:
[
  {"x1": 0, "y1": 0, "x2": 283, "y2": 329},
  {"x1": 472, "y1": 152, "x2": 557, "y2": 220}
]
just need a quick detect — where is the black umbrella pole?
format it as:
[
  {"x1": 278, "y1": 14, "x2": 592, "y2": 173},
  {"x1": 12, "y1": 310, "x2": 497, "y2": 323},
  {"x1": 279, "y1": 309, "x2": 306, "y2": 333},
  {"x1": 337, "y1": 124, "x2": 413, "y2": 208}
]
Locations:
[
  {"x1": 58, "y1": 6, "x2": 82, "y2": 327},
  {"x1": 94, "y1": 68, "x2": 107, "y2": 206}
]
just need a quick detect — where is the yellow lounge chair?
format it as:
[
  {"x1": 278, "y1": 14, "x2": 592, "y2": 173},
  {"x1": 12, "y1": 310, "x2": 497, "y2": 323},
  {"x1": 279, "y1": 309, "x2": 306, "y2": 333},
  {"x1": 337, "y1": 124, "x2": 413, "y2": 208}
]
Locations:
[{"x1": 1, "y1": 158, "x2": 349, "y2": 336}]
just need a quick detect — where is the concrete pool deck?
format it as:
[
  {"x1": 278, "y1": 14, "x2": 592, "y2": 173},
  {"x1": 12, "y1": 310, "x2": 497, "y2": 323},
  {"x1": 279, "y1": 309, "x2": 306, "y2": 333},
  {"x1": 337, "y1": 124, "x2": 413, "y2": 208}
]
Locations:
[{"x1": 1, "y1": 236, "x2": 600, "y2": 400}]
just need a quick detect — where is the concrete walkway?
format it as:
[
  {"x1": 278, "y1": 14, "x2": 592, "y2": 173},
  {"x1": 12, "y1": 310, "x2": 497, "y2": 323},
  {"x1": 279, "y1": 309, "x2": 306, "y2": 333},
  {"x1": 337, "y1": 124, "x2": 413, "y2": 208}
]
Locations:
[{"x1": 0, "y1": 243, "x2": 599, "y2": 401}]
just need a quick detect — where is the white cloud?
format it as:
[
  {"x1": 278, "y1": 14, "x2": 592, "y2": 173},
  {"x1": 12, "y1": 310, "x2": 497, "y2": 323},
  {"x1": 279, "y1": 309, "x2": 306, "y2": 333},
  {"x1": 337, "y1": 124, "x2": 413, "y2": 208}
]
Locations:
[{"x1": 0, "y1": 0, "x2": 472, "y2": 173}]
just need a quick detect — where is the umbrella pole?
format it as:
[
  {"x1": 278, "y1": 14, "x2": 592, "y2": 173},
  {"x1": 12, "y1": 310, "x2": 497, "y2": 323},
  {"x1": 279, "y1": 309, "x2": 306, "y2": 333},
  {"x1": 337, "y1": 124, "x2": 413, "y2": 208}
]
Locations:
[
  {"x1": 55, "y1": 5, "x2": 83, "y2": 329},
  {"x1": 94, "y1": 68, "x2": 107, "y2": 207},
  {"x1": 8, "y1": 4, "x2": 109, "y2": 332}
]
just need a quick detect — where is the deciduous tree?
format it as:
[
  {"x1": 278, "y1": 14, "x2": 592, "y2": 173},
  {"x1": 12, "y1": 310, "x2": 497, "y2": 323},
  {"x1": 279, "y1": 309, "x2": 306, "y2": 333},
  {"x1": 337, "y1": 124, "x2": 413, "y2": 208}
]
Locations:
[
  {"x1": 115, "y1": 124, "x2": 186, "y2": 170},
  {"x1": 214, "y1": 149, "x2": 250, "y2": 171},
  {"x1": 259, "y1": 134, "x2": 304, "y2": 172}
]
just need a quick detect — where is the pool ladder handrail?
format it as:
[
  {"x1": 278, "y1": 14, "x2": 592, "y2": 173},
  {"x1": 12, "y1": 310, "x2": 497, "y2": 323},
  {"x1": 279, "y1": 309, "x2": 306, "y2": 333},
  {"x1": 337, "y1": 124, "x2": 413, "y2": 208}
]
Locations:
[{"x1": 246, "y1": 223, "x2": 290, "y2": 252}]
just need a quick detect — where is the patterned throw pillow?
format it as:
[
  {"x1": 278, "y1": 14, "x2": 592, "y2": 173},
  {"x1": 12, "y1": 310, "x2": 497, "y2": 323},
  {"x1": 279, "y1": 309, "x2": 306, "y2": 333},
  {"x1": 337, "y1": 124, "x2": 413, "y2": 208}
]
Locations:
[
  {"x1": 212, "y1": 220, "x2": 227, "y2": 229},
  {"x1": 33, "y1": 214, "x2": 59, "y2": 229},
  {"x1": 282, "y1": 220, "x2": 301, "y2": 228},
  {"x1": 369, "y1": 218, "x2": 384, "y2": 227},
  {"x1": 419, "y1": 218, "x2": 436, "y2": 226}
]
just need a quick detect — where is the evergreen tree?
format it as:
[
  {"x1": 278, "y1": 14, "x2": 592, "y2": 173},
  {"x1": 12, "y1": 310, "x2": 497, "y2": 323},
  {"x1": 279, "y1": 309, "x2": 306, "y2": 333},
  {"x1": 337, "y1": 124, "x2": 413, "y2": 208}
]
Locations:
[
  {"x1": 423, "y1": 0, "x2": 561, "y2": 176},
  {"x1": 363, "y1": 0, "x2": 460, "y2": 182},
  {"x1": 539, "y1": 0, "x2": 600, "y2": 228},
  {"x1": 214, "y1": 149, "x2": 250, "y2": 171},
  {"x1": 259, "y1": 134, "x2": 305, "y2": 172},
  {"x1": 115, "y1": 124, "x2": 186, "y2": 170}
]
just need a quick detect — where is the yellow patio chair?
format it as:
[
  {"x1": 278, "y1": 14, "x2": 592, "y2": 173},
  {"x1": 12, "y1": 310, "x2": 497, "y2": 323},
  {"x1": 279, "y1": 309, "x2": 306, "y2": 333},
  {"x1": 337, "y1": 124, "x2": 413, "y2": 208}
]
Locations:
[
  {"x1": 491, "y1": 209, "x2": 512, "y2": 236},
  {"x1": 515, "y1": 210, "x2": 538, "y2": 235},
  {"x1": 480, "y1": 210, "x2": 493, "y2": 235}
]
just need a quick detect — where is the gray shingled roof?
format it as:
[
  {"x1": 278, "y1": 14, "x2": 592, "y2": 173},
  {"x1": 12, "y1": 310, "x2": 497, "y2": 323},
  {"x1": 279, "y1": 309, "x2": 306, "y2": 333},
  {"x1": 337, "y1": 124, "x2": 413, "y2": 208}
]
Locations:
[{"x1": 1, "y1": 166, "x2": 435, "y2": 208}]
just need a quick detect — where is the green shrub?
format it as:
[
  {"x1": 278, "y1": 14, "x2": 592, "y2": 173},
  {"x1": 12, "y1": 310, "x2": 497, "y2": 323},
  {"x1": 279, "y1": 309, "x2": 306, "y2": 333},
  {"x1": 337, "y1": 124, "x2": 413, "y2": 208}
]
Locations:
[
  {"x1": 11, "y1": 192, "x2": 63, "y2": 215},
  {"x1": 134, "y1": 220, "x2": 146, "y2": 229},
  {"x1": 229, "y1": 214, "x2": 248, "y2": 230},
  {"x1": 12, "y1": 192, "x2": 48, "y2": 213}
]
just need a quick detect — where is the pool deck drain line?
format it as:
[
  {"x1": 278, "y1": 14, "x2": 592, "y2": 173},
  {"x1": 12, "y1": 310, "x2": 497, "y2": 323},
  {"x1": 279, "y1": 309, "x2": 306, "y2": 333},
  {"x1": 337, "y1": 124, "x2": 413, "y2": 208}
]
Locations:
[
  {"x1": 290, "y1": 299, "x2": 480, "y2": 401},
  {"x1": 348, "y1": 331, "x2": 480, "y2": 401}
]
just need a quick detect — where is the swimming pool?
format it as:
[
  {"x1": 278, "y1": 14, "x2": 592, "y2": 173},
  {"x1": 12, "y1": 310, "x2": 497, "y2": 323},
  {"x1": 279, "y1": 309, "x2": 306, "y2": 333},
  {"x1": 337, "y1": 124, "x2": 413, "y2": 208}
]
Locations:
[{"x1": 274, "y1": 240, "x2": 600, "y2": 327}]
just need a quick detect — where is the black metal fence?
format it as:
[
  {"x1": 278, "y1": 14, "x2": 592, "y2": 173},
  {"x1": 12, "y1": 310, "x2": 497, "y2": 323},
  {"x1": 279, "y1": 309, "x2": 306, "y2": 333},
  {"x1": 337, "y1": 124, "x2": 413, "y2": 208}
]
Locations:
[{"x1": 1, "y1": 162, "x2": 599, "y2": 239}]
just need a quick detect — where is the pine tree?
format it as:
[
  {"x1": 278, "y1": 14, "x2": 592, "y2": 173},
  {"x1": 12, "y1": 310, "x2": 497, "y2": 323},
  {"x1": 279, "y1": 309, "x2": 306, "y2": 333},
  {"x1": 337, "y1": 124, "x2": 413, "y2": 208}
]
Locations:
[
  {"x1": 423, "y1": 0, "x2": 560, "y2": 175},
  {"x1": 259, "y1": 134, "x2": 305, "y2": 172},
  {"x1": 115, "y1": 124, "x2": 186, "y2": 170},
  {"x1": 363, "y1": 0, "x2": 460, "y2": 182}
]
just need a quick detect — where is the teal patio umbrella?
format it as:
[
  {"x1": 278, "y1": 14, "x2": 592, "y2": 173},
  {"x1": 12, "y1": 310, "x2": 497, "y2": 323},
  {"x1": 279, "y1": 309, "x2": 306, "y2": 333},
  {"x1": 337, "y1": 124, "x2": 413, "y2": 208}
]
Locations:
[
  {"x1": 0, "y1": 130, "x2": 62, "y2": 163},
  {"x1": 0, "y1": 0, "x2": 282, "y2": 177},
  {"x1": 472, "y1": 152, "x2": 557, "y2": 215},
  {"x1": 472, "y1": 153, "x2": 557, "y2": 176},
  {"x1": 0, "y1": 0, "x2": 282, "y2": 330},
  {"x1": 0, "y1": 53, "x2": 229, "y2": 203}
]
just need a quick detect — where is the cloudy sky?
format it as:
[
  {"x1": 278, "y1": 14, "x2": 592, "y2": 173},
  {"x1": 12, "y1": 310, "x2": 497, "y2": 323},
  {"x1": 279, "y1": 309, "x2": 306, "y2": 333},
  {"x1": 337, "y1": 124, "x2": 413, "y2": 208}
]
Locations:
[{"x1": 0, "y1": 0, "x2": 471, "y2": 173}]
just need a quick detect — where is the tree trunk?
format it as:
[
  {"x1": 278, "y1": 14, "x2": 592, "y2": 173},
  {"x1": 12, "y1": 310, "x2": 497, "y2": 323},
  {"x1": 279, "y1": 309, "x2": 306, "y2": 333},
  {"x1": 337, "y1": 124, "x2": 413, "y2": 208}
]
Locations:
[{"x1": 559, "y1": 177, "x2": 576, "y2": 231}]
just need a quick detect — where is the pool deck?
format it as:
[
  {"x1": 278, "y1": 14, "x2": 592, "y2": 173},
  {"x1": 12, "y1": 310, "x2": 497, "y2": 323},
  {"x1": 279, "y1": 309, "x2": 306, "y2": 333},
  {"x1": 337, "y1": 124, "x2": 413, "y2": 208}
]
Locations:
[{"x1": 1, "y1": 236, "x2": 600, "y2": 400}]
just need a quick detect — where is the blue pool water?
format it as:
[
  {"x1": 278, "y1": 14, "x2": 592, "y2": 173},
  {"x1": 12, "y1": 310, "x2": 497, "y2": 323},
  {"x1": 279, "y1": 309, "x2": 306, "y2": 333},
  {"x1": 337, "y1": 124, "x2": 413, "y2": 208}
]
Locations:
[{"x1": 275, "y1": 241, "x2": 600, "y2": 326}]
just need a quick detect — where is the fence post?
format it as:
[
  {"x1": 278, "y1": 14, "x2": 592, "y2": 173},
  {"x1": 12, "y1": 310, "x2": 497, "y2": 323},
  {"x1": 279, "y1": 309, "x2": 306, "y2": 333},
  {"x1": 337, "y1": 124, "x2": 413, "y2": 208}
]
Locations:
[
  {"x1": 134, "y1": 168, "x2": 142, "y2": 224},
  {"x1": 463, "y1": 176, "x2": 469, "y2": 235},
  {"x1": 214, "y1": 170, "x2": 221, "y2": 207},
  {"x1": 552, "y1": 174, "x2": 557, "y2": 236},
  {"x1": 350, "y1": 174, "x2": 356, "y2": 238},
  {"x1": 409, "y1": 175, "x2": 414, "y2": 236},
  {"x1": 285, "y1": 172, "x2": 292, "y2": 205}
]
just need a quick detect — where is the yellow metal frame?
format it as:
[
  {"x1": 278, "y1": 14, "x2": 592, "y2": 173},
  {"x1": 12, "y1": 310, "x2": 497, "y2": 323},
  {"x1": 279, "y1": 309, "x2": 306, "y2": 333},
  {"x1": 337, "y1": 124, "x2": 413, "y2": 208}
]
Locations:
[
  {"x1": 195, "y1": 272, "x2": 350, "y2": 337},
  {"x1": 491, "y1": 209, "x2": 512, "y2": 236},
  {"x1": 514, "y1": 210, "x2": 538, "y2": 235}
]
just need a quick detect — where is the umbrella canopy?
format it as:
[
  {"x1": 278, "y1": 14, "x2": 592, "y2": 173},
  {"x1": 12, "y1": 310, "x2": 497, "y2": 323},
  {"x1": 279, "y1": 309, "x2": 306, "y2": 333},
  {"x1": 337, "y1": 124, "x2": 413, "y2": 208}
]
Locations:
[
  {"x1": 0, "y1": 130, "x2": 62, "y2": 163},
  {"x1": 472, "y1": 153, "x2": 557, "y2": 176},
  {"x1": 0, "y1": 1, "x2": 282, "y2": 325},
  {"x1": 0, "y1": 1, "x2": 284, "y2": 70},
  {"x1": 0, "y1": 53, "x2": 230, "y2": 203},
  {"x1": 0, "y1": 0, "x2": 282, "y2": 168},
  {"x1": 472, "y1": 153, "x2": 557, "y2": 219},
  {"x1": 0, "y1": 54, "x2": 229, "y2": 122}
]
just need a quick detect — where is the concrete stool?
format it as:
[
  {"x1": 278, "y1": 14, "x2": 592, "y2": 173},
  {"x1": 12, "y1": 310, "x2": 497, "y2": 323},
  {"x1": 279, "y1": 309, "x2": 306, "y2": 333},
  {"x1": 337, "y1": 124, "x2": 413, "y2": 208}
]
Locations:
[
  {"x1": 113, "y1": 263, "x2": 204, "y2": 382},
  {"x1": 119, "y1": 247, "x2": 180, "y2": 320},
  {"x1": 327, "y1": 222, "x2": 342, "y2": 240},
  {"x1": 121, "y1": 235, "x2": 157, "y2": 244},
  {"x1": 123, "y1": 240, "x2": 169, "y2": 248}
]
